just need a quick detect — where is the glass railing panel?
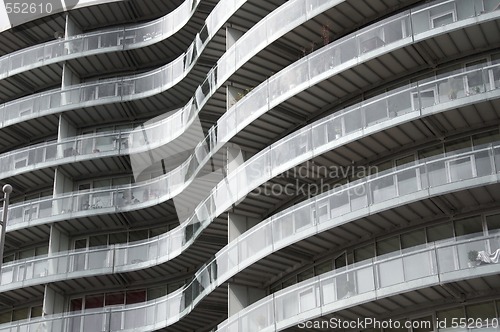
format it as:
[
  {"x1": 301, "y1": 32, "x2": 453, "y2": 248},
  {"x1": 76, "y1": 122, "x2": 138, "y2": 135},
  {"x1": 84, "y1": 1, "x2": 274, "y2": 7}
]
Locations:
[
  {"x1": 274, "y1": 279, "x2": 318, "y2": 323},
  {"x1": 87, "y1": 249, "x2": 110, "y2": 270},
  {"x1": 355, "y1": 265, "x2": 376, "y2": 294},
  {"x1": 343, "y1": 105, "x2": 364, "y2": 134},
  {"x1": 266, "y1": 0, "x2": 306, "y2": 44},
  {"x1": 396, "y1": 166, "x2": 420, "y2": 195},
  {"x1": 269, "y1": 59, "x2": 310, "y2": 108},
  {"x1": 411, "y1": 0, "x2": 459, "y2": 35},
  {"x1": 172, "y1": 0, "x2": 192, "y2": 31},
  {"x1": 474, "y1": 149, "x2": 494, "y2": 176},
  {"x1": 349, "y1": 182, "x2": 369, "y2": 210},
  {"x1": 422, "y1": 157, "x2": 447, "y2": 188},
  {"x1": 324, "y1": 189, "x2": 350, "y2": 219},
  {"x1": 238, "y1": 221, "x2": 272, "y2": 263},
  {"x1": 235, "y1": 18, "x2": 267, "y2": 65},
  {"x1": 82, "y1": 311, "x2": 107, "y2": 332},
  {"x1": 455, "y1": 237, "x2": 489, "y2": 270},
  {"x1": 370, "y1": 172, "x2": 397, "y2": 204},
  {"x1": 239, "y1": 296, "x2": 275, "y2": 331},
  {"x1": 217, "y1": 242, "x2": 238, "y2": 282},
  {"x1": 377, "y1": 256, "x2": 405, "y2": 287},
  {"x1": 364, "y1": 96, "x2": 389, "y2": 126},
  {"x1": 402, "y1": 249, "x2": 435, "y2": 281},
  {"x1": 387, "y1": 84, "x2": 416, "y2": 116}
]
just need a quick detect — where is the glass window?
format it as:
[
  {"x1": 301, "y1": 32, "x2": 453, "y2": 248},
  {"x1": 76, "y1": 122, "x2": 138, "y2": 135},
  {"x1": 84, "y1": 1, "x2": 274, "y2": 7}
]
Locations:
[
  {"x1": 129, "y1": 230, "x2": 149, "y2": 242},
  {"x1": 147, "y1": 287, "x2": 166, "y2": 300},
  {"x1": 30, "y1": 306, "x2": 43, "y2": 318},
  {"x1": 35, "y1": 246, "x2": 48, "y2": 256},
  {"x1": 376, "y1": 236, "x2": 400, "y2": 256},
  {"x1": 112, "y1": 177, "x2": 131, "y2": 186},
  {"x1": 282, "y1": 277, "x2": 296, "y2": 288},
  {"x1": 335, "y1": 253, "x2": 347, "y2": 269},
  {"x1": 150, "y1": 226, "x2": 168, "y2": 237},
  {"x1": 354, "y1": 244, "x2": 374, "y2": 262},
  {"x1": 126, "y1": 290, "x2": 146, "y2": 304},
  {"x1": 315, "y1": 261, "x2": 332, "y2": 275},
  {"x1": 437, "y1": 307, "x2": 465, "y2": 328},
  {"x1": 0, "y1": 312, "x2": 10, "y2": 324},
  {"x1": 89, "y1": 235, "x2": 108, "y2": 246},
  {"x1": 270, "y1": 285, "x2": 282, "y2": 294},
  {"x1": 396, "y1": 155, "x2": 415, "y2": 168},
  {"x1": 105, "y1": 292, "x2": 125, "y2": 306},
  {"x1": 401, "y1": 229, "x2": 426, "y2": 249},
  {"x1": 419, "y1": 145, "x2": 443, "y2": 160},
  {"x1": 473, "y1": 130, "x2": 500, "y2": 148},
  {"x1": 412, "y1": 316, "x2": 433, "y2": 332},
  {"x1": 167, "y1": 281, "x2": 184, "y2": 294},
  {"x1": 3, "y1": 254, "x2": 15, "y2": 263},
  {"x1": 19, "y1": 249, "x2": 34, "y2": 259},
  {"x1": 70, "y1": 298, "x2": 83, "y2": 311},
  {"x1": 109, "y1": 232, "x2": 128, "y2": 245},
  {"x1": 454, "y1": 216, "x2": 483, "y2": 237},
  {"x1": 93, "y1": 179, "x2": 111, "y2": 189},
  {"x1": 466, "y1": 302, "x2": 496, "y2": 320},
  {"x1": 85, "y1": 294, "x2": 104, "y2": 309},
  {"x1": 427, "y1": 223, "x2": 454, "y2": 242},
  {"x1": 12, "y1": 308, "x2": 29, "y2": 321},
  {"x1": 486, "y1": 213, "x2": 500, "y2": 233},
  {"x1": 372, "y1": 160, "x2": 393, "y2": 174},
  {"x1": 445, "y1": 138, "x2": 472, "y2": 155},
  {"x1": 297, "y1": 268, "x2": 314, "y2": 282}
]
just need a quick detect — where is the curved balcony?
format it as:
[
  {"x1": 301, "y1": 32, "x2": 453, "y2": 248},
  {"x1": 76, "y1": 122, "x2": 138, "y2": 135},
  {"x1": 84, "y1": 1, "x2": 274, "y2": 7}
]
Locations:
[
  {"x1": 0, "y1": 0, "x2": 350, "y2": 179},
  {"x1": 0, "y1": 0, "x2": 203, "y2": 80},
  {"x1": 0, "y1": 0, "x2": 352, "y2": 131},
  {"x1": 0, "y1": 58, "x2": 498, "y2": 295},
  {"x1": 2, "y1": 148, "x2": 500, "y2": 331},
  {"x1": 217, "y1": 232, "x2": 500, "y2": 331},
  {"x1": 1, "y1": 0, "x2": 499, "y2": 234}
]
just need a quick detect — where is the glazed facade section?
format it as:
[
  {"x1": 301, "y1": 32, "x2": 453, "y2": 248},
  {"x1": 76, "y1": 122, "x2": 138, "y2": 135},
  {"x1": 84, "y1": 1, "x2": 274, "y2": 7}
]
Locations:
[
  {"x1": 2, "y1": 0, "x2": 499, "y2": 234},
  {"x1": 1, "y1": 0, "x2": 499, "y2": 330},
  {"x1": 2, "y1": 143, "x2": 500, "y2": 329},
  {"x1": 0, "y1": 0, "x2": 201, "y2": 79},
  {"x1": 0, "y1": 60, "x2": 498, "y2": 295}
]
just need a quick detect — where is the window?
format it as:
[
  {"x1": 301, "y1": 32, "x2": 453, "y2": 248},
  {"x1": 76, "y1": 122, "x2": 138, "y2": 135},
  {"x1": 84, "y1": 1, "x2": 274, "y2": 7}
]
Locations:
[
  {"x1": 486, "y1": 213, "x2": 500, "y2": 233},
  {"x1": 401, "y1": 229, "x2": 426, "y2": 250},
  {"x1": 354, "y1": 244, "x2": 374, "y2": 263},
  {"x1": 376, "y1": 236, "x2": 400, "y2": 256},
  {"x1": 466, "y1": 302, "x2": 496, "y2": 320},
  {"x1": 427, "y1": 223, "x2": 454, "y2": 242},
  {"x1": 454, "y1": 216, "x2": 483, "y2": 237}
]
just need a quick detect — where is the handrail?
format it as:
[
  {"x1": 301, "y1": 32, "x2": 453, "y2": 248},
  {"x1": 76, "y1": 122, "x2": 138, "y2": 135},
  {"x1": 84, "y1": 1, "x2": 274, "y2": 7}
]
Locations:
[{"x1": 0, "y1": 0, "x2": 201, "y2": 80}]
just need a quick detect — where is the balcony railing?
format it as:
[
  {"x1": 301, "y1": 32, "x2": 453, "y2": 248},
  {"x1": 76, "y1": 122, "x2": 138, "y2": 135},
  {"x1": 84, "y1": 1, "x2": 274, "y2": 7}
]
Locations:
[
  {"x1": 1, "y1": 3, "x2": 499, "y2": 233},
  {"x1": 217, "y1": 232, "x2": 500, "y2": 331},
  {"x1": 0, "y1": 60, "x2": 499, "y2": 304},
  {"x1": 0, "y1": 0, "x2": 201, "y2": 80}
]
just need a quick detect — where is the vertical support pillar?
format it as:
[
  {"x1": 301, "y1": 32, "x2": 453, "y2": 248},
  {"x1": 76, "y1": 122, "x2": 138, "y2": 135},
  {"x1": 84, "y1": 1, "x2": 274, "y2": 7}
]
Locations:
[
  {"x1": 227, "y1": 212, "x2": 265, "y2": 316},
  {"x1": 57, "y1": 114, "x2": 77, "y2": 156},
  {"x1": 52, "y1": 168, "x2": 74, "y2": 215},
  {"x1": 65, "y1": 13, "x2": 82, "y2": 38},
  {"x1": 43, "y1": 284, "x2": 66, "y2": 331},
  {"x1": 226, "y1": 26, "x2": 247, "y2": 110},
  {"x1": 48, "y1": 224, "x2": 70, "y2": 275}
]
